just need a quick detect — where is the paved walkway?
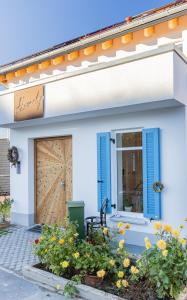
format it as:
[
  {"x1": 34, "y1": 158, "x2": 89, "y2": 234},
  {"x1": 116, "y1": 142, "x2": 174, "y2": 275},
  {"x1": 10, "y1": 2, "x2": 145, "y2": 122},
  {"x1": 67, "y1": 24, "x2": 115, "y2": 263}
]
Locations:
[
  {"x1": 0, "y1": 268, "x2": 78, "y2": 300},
  {"x1": 0, "y1": 226, "x2": 82, "y2": 299},
  {"x1": 0, "y1": 226, "x2": 39, "y2": 273}
]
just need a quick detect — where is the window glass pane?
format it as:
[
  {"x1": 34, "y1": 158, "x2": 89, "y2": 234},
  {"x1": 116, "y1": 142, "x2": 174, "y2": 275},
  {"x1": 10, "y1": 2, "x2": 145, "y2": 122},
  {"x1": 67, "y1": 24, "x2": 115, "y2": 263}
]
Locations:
[
  {"x1": 116, "y1": 132, "x2": 142, "y2": 148},
  {"x1": 117, "y1": 149, "x2": 143, "y2": 213}
]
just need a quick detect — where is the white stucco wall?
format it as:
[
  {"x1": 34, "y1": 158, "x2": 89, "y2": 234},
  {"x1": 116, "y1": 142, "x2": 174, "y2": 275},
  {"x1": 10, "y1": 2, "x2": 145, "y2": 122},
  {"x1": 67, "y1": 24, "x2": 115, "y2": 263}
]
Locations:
[
  {"x1": 0, "y1": 50, "x2": 177, "y2": 127},
  {"x1": 10, "y1": 106, "x2": 187, "y2": 242},
  {"x1": 0, "y1": 128, "x2": 9, "y2": 139}
]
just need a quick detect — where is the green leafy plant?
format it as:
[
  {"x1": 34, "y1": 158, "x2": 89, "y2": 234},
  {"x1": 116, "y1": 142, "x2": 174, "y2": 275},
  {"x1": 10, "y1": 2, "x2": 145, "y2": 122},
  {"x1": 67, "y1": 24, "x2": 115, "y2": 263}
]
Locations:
[
  {"x1": 0, "y1": 197, "x2": 14, "y2": 223},
  {"x1": 63, "y1": 281, "x2": 79, "y2": 298},
  {"x1": 137, "y1": 222, "x2": 187, "y2": 299},
  {"x1": 33, "y1": 221, "x2": 79, "y2": 276},
  {"x1": 75, "y1": 240, "x2": 112, "y2": 276}
]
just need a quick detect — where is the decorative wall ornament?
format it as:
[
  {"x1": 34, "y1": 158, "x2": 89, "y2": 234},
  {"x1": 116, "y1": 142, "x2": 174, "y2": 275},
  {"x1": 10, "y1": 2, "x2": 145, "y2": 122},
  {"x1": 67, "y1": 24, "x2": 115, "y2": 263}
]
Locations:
[
  {"x1": 152, "y1": 181, "x2": 164, "y2": 193},
  {"x1": 7, "y1": 146, "x2": 19, "y2": 166}
]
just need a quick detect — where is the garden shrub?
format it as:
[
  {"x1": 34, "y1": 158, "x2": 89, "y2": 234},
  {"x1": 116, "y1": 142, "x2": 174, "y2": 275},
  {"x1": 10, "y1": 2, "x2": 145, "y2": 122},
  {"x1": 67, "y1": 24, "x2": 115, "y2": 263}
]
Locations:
[
  {"x1": 137, "y1": 222, "x2": 187, "y2": 299},
  {"x1": 33, "y1": 220, "x2": 187, "y2": 300},
  {"x1": 33, "y1": 222, "x2": 79, "y2": 276}
]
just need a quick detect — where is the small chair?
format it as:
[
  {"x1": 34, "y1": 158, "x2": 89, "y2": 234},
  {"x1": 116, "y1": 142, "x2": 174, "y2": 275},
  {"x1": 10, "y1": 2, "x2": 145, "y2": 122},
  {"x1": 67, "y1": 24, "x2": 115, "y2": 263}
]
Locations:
[{"x1": 85, "y1": 198, "x2": 109, "y2": 236}]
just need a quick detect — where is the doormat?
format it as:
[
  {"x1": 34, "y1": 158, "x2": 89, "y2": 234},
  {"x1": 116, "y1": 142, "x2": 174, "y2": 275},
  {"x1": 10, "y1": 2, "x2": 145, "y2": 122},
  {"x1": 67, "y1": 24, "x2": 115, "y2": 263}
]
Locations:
[{"x1": 27, "y1": 224, "x2": 42, "y2": 233}]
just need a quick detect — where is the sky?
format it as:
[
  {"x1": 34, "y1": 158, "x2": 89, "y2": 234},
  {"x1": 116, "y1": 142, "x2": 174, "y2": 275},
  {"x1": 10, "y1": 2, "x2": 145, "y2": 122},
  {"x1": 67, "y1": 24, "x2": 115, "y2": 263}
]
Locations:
[{"x1": 0, "y1": 0, "x2": 172, "y2": 66}]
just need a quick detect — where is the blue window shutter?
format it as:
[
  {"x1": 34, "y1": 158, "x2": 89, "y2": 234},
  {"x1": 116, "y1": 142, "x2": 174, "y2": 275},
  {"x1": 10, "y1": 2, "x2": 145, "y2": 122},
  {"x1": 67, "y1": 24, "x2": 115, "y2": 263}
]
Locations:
[
  {"x1": 97, "y1": 132, "x2": 112, "y2": 214},
  {"x1": 143, "y1": 128, "x2": 161, "y2": 220}
]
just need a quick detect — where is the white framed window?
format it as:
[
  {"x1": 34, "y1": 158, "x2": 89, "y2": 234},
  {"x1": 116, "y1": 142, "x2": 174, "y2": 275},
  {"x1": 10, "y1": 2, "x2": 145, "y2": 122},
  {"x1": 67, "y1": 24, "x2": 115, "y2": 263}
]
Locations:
[{"x1": 113, "y1": 129, "x2": 143, "y2": 216}]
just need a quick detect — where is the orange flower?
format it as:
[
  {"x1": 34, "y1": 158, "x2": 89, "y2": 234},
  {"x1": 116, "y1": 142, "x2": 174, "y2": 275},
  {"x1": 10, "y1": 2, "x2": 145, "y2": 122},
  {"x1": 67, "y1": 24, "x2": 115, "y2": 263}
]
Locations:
[
  {"x1": 125, "y1": 223, "x2": 131, "y2": 230},
  {"x1": 163, "y1": 224, "x2": 172, "y2": 233},
  {"x1": 153, "y1": 222, "x2": 162, "y2": 231},
  {"x1": 97, "y1": 269, "x2": 106, "y2": 279},
  {"x1": 157, "y1": 240, "x2": 167, "y2": 250},
  {"x1": 119, "y1": 228, "x2": 125, "y2": 235}
]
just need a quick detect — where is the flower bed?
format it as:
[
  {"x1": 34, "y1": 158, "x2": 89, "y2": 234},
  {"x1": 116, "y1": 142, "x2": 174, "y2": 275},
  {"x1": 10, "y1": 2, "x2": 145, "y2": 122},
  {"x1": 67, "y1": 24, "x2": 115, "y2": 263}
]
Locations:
[{"x1": 32, "y1": 220, "x2": 187, "y2": 300}]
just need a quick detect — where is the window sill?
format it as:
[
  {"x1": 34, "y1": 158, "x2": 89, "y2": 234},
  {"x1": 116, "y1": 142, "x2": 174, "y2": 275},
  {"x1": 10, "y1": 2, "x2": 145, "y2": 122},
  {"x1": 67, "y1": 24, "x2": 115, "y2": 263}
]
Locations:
[{"x1": 109, "y1": 214, "x2": 147, "y2": 225}]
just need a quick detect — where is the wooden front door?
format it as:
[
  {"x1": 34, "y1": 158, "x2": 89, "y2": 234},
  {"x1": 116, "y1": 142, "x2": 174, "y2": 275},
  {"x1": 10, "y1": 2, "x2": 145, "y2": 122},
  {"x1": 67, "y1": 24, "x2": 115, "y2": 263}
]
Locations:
[{"x1": 35, "y1": 136, "x2": 72, "y2": 225}]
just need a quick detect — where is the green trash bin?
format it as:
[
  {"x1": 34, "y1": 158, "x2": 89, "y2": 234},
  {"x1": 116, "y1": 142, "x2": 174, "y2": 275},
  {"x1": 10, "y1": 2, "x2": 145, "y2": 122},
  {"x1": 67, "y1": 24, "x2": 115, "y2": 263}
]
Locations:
[{"x1": 68, "y1": 201, "x2": 85, "y2": 239}]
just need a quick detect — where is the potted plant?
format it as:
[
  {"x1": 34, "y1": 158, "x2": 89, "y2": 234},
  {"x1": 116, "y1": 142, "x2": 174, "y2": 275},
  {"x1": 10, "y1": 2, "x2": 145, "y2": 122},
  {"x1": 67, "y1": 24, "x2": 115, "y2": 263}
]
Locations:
[
  {"x1": 0, "y1": 197, "x2": 14, "y2": 228},
  {"x1": 124, "y1": 197, "x2": 133, "y2": 212},
  {"x1": 75, "y1": 240, "x2": 113, "y2": 287}
]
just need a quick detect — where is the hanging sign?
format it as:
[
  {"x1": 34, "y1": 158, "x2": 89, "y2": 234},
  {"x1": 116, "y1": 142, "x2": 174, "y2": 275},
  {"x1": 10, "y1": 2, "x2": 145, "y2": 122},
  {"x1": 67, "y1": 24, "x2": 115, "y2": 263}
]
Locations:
[{"x1": 14, "y1": 85, "x2": 44, "y2": 121}]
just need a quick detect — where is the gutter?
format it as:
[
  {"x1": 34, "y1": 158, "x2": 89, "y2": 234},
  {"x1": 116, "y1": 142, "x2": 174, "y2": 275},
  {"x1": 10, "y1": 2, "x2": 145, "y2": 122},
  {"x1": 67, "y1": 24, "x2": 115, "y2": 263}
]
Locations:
[{"x1": 0, "y1": 2, "x2": 187, "y2": 74}]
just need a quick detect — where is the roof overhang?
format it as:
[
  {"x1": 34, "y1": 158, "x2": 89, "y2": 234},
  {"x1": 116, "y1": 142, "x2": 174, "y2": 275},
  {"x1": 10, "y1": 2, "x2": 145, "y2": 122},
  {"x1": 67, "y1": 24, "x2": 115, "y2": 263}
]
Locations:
[
  {"x1": 0, "y1": 1, "x2": 187, "y2": 75},
  {"x1": 0, "y1": 45, "x2": 186, "y2": 128}
]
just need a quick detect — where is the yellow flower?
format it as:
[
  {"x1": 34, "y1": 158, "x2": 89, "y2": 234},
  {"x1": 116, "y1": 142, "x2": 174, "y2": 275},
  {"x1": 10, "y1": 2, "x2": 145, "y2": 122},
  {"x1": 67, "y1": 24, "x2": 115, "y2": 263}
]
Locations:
[
  {"x1": 73, "y1": 252, "x2": 80, "y2": 259},
  {"x1": 172, "y1": 229, "x2": 180, "y2": 238},
  {"x1": 117, "y1": 222, "x2": 124, "y2": 228},
  {"x1": 45, "y1": 249, "x2": 48, "y2": 253},
  {"x1": 60, "y1": 261, "x2": 69, "y2": 268},
  {"x1": 118, "y1": 271, "x2": 124, "y2": 279},
  {"x1": 145, "y1": 241, "x2": 152, "y2": 250},
  {"x1": 162, "y1": 250, "x2": 168, "y2": 257},
  {"x1": 123, "y1": 258, "x2": 130, "y2": 268},
  {"x1": 144, "y1": 237, "x2": 151, "y2": 249},
  {"x1": 125, "y1": 223, "x2": 131, "y2": 230},
  {"x1": 109, "y1": 259, "x2": 115, "y2": 266},
  {"x1": 122, "y1": 280, "x2": 129, "y2": 288},
  {"x1": 69, "y1": 237, "x2": 73, "y2": 243},
  {"x1": 180, "y1": 238, "x2": 186, "y2": 245},
  {"x1": 103, "y1": 227, "x2": 108, "y2": 235},
  {"x1": 51, "y1": 237, "x2": 56, "y2": 242},
  {"x1": 116, "y1": 280, "x2": 122, "y2": 288},
  {"x1": 130, "y1": 266, "x2": 139, "y2": 274},
  {"x1": 153, "y1": 222, "x2": 162, "y2": 231},
  {"x1": 59, "y1": 239, "x2": 65, "y2": 245},
  {"x1": 119, "y1": 228, "x2": 125, "y2": 235},
  {"x1": 157, "y1": 240, "x2": 167, "y2": 250},
  {"x1": 119, "y1": 239, "x2": 125, "y2": 249},
  {"x1": 163, "y1": 224, "x2": 172, "y2": 233},
  {"x1": 185, "y1": 218, "x2": 187, "y2": 222},
  {"x1": 180, "y1": 225, "x2": 184, "y2": 230},
  {"x1": 97, "y1": 269, "x2": 106, "y2": 279}
]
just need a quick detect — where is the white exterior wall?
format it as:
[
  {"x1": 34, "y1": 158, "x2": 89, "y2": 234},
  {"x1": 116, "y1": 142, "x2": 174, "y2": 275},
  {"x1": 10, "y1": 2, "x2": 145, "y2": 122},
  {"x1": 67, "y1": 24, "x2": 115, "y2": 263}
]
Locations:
[
  {"x1": 0, "y1": 51, "x2": 182, "y2": 128},
  {"x1": 0, "y1": 128, "x2": 9, "y2": 139},
  {"x1": 10, "y1": 106, "x2": 187, "y2": 244},
  {"x1": 0, "y1": 31, "x2": 186, "y2": 246}
]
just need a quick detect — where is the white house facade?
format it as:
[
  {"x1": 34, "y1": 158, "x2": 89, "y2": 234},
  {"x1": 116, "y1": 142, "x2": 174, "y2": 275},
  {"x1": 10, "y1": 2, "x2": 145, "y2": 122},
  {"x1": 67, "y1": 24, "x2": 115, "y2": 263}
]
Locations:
[{"x1": 0, "y1": 1, "x2": 187, "y2": 245}]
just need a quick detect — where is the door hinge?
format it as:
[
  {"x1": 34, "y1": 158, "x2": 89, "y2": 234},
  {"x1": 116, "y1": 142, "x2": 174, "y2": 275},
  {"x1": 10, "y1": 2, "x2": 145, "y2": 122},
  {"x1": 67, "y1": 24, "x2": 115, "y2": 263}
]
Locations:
[{"x1": 110, "y1": 138, "x2": 115, "y2": 144}]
